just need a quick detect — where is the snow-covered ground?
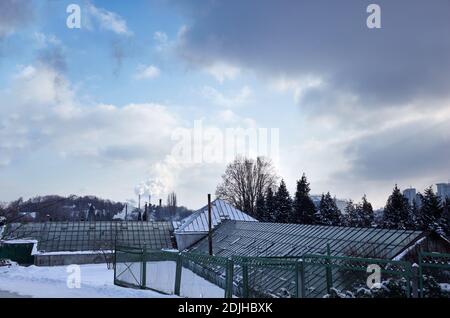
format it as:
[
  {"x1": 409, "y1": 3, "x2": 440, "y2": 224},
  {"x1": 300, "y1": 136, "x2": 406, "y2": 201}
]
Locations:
[
  {"x1": 0, "y1": 263, "x2": 175, "y2": 298},
  {"x1": 0, "y1": 261, "x2": 227, "y2": 298},
  {"x1": 116, "y1": 261, "x2": 226, "y2": 298}
]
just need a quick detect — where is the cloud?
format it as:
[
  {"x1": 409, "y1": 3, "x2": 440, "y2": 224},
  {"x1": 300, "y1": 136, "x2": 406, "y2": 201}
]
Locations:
[
  {"x1": 201, "y1": 85, "x2": 252, "y2": 108},
  {"x1": 175, "y1": 0, "x2": 450, "y2": 109},
  {"x1": 173, "y1": 0, "x2": 450, "y2": 202},
  {"x1": 205, "y1": 62, "x2": 240, "y2": 83},
  {"x1": 37, "y1": 45, "x2": 67, "y2": 73},
  {"x1": 0, "y1": 61, "x2": 260, "y2": 207},
  {"x1": 338, "y1": 105, "x2": 450, "y2": 181},
  {"x1": 0, "y1": 64, "x2": 180, "y2": 169},
  {"x1": 154, "y1": 31, "x2": 169, "y2": 51},
  {"x1": 33, "y1": 32, "x2": 61, "y2": 48},
  {"x1": 87, "y1": 3, "x2": 132, "y2": 36},
  {"x1": 134, "y1": 64, "x2": 160, "y2": 80},
  {"x1": 0, "y1": 0, "x2": 33, "y2": 39}
]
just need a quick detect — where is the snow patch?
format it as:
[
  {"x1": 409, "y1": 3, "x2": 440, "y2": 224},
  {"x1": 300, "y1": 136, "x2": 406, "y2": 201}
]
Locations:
[{"x1": 0, "y1": 263, "x2": 175, "y2": 298}]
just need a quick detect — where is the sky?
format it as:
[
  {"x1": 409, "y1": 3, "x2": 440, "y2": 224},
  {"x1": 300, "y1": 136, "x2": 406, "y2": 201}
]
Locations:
[{"x1": 0, "y1": 0, "x2": 449, "y2": 209}]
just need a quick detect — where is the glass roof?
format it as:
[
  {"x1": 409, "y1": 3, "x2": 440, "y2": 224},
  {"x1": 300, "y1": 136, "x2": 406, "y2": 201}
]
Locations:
[
  {"x1": 189, "y1": 220, "x2": 424, "y2": 259},
  {"x1": 2, "y1": 221, "x2": 175, "y2": 252},
  {"x1": 187, "y1": 220, "x2": 425, "y2": 298}
]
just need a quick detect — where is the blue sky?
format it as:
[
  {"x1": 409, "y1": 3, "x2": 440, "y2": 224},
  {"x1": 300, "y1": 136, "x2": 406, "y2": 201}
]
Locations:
[{"x1": 1, "y1": 0, "x2": 449, "y2": 209}]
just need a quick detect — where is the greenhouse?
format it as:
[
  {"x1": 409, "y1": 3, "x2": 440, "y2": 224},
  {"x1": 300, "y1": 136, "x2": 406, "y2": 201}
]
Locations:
[
  {"x1": 187, "y1": 220, "x2": 427, "y2": 259},
  {"x1": 2, "y1": 221, "x2": 176, "y2": 252}
]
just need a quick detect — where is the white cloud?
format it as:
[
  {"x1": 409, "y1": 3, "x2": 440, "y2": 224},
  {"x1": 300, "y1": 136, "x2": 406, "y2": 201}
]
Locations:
[
  {"x1": 154, "y1": 31, "x2": 169, "y2": 51},
  {"x1": 0, "y1": 63, "x2": 261, "y2": 208},
  {"x1": 14, "y1": 65, "x2": 36, "y2": 79},
  {"x1": 201, "y1": 85, "x2": 252, "y2": 108},
  {"x1": 87, "y1": 3, "x2": 132, "y2": 36},
  {"x1": 270, "y1": 76, "x2": 323, "y2": 103},
  {"x1": 205, "y1": 62, "x2": 241, "y2": 83},
  {"x1": 134, "y1": 64, "x2": 160, "y2": 80},
  {"x1": 33, "y1": 32, "x2": 61, "y2": 48},
  {"x1": 0, "y1": 64, "x2": 178, "y2": 169}
]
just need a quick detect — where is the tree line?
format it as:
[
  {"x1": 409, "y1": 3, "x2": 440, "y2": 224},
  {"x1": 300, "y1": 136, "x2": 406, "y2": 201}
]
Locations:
[{"x1": 216, "y1": 156, "x2": 450, "y2": 237}]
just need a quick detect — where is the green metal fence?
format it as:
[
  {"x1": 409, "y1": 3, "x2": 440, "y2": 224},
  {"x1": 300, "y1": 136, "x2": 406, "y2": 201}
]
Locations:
[
  {"x1": 418, "y1": 252, "x2": 450, "y2": 298},
  {"x1": 302, "y1": 253, "x2": 413, "y2": 298},
  {"x1": 113, "y1": 246, "x2": 450, "y2": 298},
  {"x1": 114, "y1": 246, "x2": 234, "y2": 298},
  {"x1": 231, "y1": 256, "x2": 300, "y2": 298}
]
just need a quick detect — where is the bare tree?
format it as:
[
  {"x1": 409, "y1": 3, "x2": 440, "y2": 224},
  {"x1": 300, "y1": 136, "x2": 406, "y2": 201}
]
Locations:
[
  {"x1": 216, "y1": 156, "x2": 278, "y2": 217},
  {"x1": 167, "y1": 192, "x2": 177, "y2": 217}
]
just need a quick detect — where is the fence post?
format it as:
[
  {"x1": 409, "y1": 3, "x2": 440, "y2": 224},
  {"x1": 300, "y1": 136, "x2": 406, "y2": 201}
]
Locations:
[
  {"x1": 418, "y1": 253, "x2": 424, "y2": 298},
  {"x1": 296, "y1": 261, "x2": 305, "y2": 298},
  {"x1": 411, "y1": 263, "x2": 419, "y2": 298},
  {"x1": 141, "y1": 247, "x2": 147, "y2": 289},
  {"x1": 113, "y1": 248, "x2": 117, "y2": 285},
  {"x1": 242, "y1": 260, "x2": 249, "y2": 298},
  {"x1": 225, "y1": 258, "x2": 234, "y2": 298},
  {"x1": 174, "y1": 253, "x2": 183, "y2": 296},
  {"x1": 326, "y1": 244, "x2": 333, "y2": 294}
]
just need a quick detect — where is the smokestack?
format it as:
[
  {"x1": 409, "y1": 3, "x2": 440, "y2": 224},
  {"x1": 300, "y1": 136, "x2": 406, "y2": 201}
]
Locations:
[{"x1": 159, "y1": 199, "x2": 162, "y2": 207}]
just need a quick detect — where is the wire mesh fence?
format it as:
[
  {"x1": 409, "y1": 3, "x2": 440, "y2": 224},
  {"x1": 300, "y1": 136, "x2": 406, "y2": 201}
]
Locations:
[
  {"x1": 302, "y1": 253, "x2": 413, "y2": 298},
  {"x1": 419, "y1": 252, "x2": 450, "y2": 298},
  {"x1": 231, "y1": 256, "x2": 300, "y2": 298},
  {"x1": 113, "y1": 246, "x2": 450, "y2": 298}
]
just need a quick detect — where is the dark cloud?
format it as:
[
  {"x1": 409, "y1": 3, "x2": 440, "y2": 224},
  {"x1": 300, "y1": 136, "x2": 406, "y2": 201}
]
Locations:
[
  {"x1": 38, "y1": 46, "x2": 67, "y2": 73},
  {"x1": 175, "y1": 0, "x2": 450, "y2": 108},
  {"x1": 338, "y1": 118, "x2": 450, "y2": 181},
  {"x1": 110, "y1": 38, "x2": 138, "y2": 76},
  {"x1": 0, "y1": 0, "x2": 33, "y2": 39}
]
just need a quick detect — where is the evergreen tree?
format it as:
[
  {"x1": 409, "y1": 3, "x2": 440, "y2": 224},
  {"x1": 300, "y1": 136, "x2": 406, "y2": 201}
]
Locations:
[
  {"x1": 382, "y1": 185, "x2": 410, "y2": 229},
  {"x1": 255, "y1": 192, "x2": 266, "y2": 221},
  {"x1": 292, "y1": 173, "x2": 317, "y2": 224},
  {"x1": 408, "y1": 199, "x2": 421, "y2": 230},
  {"x1": 274, "y1": 180, "x2": 292, "y2": 223},
  {"x1": 419, "y1": 186, "x2": 443, "y2": 232},
  {"x1": 344, "y1": 200, "x2": 357, "y2": 227},
  {"x1": 440, "y1": 198, "x2": 450, "y2": 238},
  {"x1": 265, "y1": 187, "x2": 276, "y2": 222},
  {"x1": 358, "y1": 195, "x2": 374, "y2": 227},
  {"x1": 317, "y1": 192, "x2": 341, "y2": 226},
  {"x1": 88, "y1": 204, "x2": 95, "y2": 221}
]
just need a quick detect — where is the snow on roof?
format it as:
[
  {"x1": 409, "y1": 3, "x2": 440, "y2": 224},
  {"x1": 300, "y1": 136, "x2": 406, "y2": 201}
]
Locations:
[
  {"x1": 1, "y1": 239, "x2": 39, "y2": 255},
  {"x1": 175, "y1": 199, "x2": 257, "y2": 234}
]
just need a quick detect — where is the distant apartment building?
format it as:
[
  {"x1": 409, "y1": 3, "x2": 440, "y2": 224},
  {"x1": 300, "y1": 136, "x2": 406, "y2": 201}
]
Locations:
[
  {"x1": 310, "y1": 195, "x2": 348, "y2": 213},
  {"x1": 436, "y1": 183, "x2": 450, "y2": 202},
  {"x1": 403, "y1": 188, "x2": 417, "y2": 206}
]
